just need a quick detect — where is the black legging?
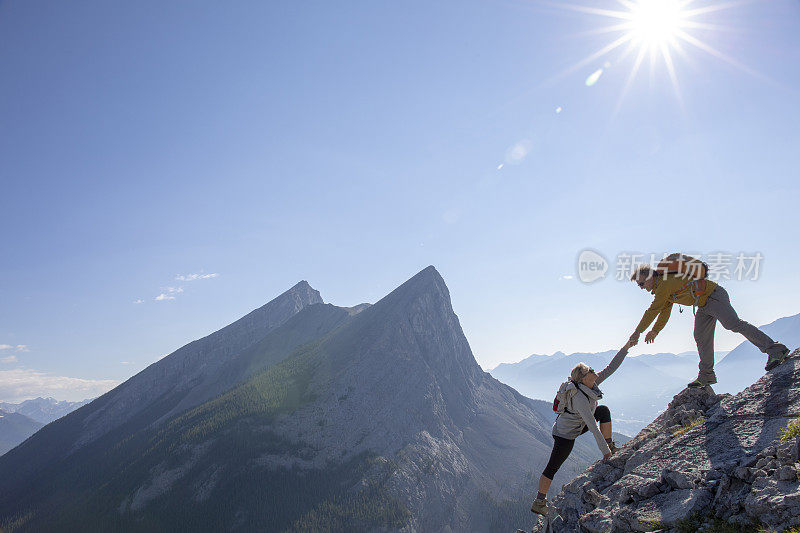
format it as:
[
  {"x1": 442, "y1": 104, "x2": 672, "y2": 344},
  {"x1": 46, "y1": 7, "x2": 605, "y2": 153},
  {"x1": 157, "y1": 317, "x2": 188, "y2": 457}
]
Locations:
[{"x1": 542, "y1": 405, "x2": 611, "y2": 480}]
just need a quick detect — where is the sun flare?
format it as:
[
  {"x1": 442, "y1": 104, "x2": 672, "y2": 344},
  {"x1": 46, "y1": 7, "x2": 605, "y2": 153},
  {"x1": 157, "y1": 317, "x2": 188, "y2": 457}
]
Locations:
[
  {"x1": 550, "y1": 0, "x2": 751, "y2": 111},
  {"x1": 627, "y1": 0, "x2": 685, "y2": 48}
]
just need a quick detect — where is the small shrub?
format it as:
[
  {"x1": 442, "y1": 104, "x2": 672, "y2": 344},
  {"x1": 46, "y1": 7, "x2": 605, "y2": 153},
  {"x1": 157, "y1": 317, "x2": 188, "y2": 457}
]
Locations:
[
  {"x1": 644, "y1": 519, "x2": 664, "y2": 530},
  {"x1": 780, "y1": 419, "x2": 800, "y2": 442},
  {"x1": 673, "y1": 417, "x2": 706, "y2": 438},
  {"x1": 675, "y1": 512, "x2": 755, "y2": 532}
]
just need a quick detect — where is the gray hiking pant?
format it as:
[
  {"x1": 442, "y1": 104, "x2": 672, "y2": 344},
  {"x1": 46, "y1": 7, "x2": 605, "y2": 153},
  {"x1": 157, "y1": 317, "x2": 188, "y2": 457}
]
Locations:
[{"x1": 695, "y1": 285, "x2": 779, "y2": 381}]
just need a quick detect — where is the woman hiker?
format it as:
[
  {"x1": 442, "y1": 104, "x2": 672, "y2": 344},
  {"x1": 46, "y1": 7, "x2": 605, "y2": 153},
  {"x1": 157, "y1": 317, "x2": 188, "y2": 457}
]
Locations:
[
  {"x1": 530, "y1": 341, "x2": 633, "y2": 515},
  {"x1": 628, "y1": 258, "x2": 790, "y2": 388}
]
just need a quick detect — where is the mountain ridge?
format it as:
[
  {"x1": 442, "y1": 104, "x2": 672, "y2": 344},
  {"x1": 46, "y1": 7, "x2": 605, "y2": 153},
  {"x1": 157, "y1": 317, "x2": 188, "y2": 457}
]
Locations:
[
  {"x1": 0, "y1": 397, "x2": 91, "y2": 425},
  {"x1": 75, "y1": 279, "x2": 323, "y2": 447}
]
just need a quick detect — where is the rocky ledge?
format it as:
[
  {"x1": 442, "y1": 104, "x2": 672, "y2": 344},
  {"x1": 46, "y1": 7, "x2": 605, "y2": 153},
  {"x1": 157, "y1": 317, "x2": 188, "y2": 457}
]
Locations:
[{"x1": 538, "y1": 348, "x2": 800, "y2": 532}]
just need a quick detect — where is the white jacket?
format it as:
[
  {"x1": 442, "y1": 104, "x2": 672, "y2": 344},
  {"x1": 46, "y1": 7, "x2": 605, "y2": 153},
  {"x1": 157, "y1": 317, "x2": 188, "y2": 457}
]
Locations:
[{"x1": 551, "y1": 347, "x2": 628, "y2": 455}]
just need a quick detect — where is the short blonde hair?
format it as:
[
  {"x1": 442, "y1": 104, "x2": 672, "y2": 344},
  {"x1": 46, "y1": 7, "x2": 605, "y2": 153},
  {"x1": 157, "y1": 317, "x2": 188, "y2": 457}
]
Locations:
[{"x1": 571, "y1": 363, "x2": 591, "y2": 382}]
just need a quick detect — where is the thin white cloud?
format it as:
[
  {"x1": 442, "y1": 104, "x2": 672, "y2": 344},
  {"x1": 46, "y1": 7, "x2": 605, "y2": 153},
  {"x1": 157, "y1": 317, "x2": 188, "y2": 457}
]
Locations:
[
  {"x1": 0, "y1": 345, "x2": 29, "y2": 352},
  {"x1": 175, "y1": 273, "x2": 219, "y2": 281},
  {"x1": 1, "y1": 356, "x2": 18, "y2": 364},
  {"x1": 0, "y1": 368, "x2": 119, "y2": 403},
  {"x1": 133, "y1": 299, "x2": 144, "y2": 304},
  {"x1": 155, "y1": 286, "x2": 183, "y2": 301},
  {"x1": 559, "y1": 275, "x2": 575, "y2": 281},
  {"x1": 149, "y1": 271, "x2": 218, "y2": 303}
]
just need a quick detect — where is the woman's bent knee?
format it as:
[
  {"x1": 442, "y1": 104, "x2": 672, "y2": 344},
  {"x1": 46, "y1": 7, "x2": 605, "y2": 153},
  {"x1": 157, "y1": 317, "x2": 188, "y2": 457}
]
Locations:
[
  {"x1": 595, "y1": 405, "x2": 611, "y2": 423},
  {"x1": 542, "y1": 462, "x2": 562, "y2": 479}
]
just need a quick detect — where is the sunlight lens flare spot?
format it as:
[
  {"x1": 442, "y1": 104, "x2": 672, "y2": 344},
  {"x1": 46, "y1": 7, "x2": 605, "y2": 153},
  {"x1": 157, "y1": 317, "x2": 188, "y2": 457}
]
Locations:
[
  {"x1": 553, "y1": 0, "x2": 753, "y2": 112},
  {"x1": 505, "y1": 139, "x2": 533, "y2": 164},
  {"x1": 629, "y1": 0, "x2": 685, "y2": 47},
  {"x1": 585, "y1": 68, "x2": 604, "y2": 86},
  {"x1": 555, "y1": 106, "x2": 563, "y2": 113}
]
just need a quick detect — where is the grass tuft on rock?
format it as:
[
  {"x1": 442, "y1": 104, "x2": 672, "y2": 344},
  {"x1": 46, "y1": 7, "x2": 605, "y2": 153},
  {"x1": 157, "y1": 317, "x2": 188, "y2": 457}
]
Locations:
[
  {"x1": 675, "y1": 512, "x2": 755, "y2": 532},
  {"x1": 780, "y1": 419, "x2": 800, "y2": 442},
  {"x1": 674, "y1": 512, "x2": 800, "y2": 533},
  {"x1": 672, "y1": 417, "x2": 706, "y2": 438}
]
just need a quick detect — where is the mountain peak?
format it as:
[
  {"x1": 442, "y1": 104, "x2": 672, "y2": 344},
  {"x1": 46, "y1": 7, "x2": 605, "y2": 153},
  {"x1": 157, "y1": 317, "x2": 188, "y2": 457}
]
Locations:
[
  {"x1": 400, "y1": 265, "x2": 445, "y2": 288},
  {"x1": 282, "y1": 280, "x2": 323, "y2": 304},
  {"x1": 67, "y1": 279, "x2": 325, "y2": 449},
  {"x1": 372, "y1": 265, "x2": 449, "y2": 311}
]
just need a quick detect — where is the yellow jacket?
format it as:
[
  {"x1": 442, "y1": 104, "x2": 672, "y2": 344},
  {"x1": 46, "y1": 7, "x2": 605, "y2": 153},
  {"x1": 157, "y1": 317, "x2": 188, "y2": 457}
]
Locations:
[{"x1": 634, "y1": 275, "x2": 718, "y2": 334}]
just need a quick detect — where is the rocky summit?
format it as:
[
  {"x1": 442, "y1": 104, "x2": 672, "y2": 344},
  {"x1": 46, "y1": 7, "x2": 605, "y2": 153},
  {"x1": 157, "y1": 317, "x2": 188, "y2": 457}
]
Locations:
[{"x1": 537, "y1": 348, "x2": 800, "y2": 533}]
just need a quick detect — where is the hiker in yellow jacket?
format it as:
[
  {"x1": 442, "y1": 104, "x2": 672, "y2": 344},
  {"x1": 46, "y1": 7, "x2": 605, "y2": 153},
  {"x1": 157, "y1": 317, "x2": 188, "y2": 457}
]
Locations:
[{"x1": 628, "y1": 254, "x2": 790, "y2": 388}]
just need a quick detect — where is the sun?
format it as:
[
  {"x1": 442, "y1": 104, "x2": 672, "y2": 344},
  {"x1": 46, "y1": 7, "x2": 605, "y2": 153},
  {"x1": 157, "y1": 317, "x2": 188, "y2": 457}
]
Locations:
[
  {"x1": 626, "y1": 0, "x2": 686, "y2": 48},
  {"x1": 549, "y1": 0, "x2": 751, "y2": 111}
]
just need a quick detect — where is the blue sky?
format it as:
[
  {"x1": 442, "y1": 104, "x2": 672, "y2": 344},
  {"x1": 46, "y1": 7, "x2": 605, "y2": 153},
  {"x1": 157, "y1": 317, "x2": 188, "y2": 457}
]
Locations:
[{"x1": 1, "y1": 0, "x2": 799, "y2": 401}]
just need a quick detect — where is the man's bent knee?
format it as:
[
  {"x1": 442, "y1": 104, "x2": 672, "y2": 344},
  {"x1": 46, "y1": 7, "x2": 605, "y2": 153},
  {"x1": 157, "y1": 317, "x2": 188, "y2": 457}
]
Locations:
[
  {"x1": 721, "y1": 319, "x2": 747, "y2": 333},
  {"x1": 595, "y1": 405, "x2": 611, "y2": 423}
]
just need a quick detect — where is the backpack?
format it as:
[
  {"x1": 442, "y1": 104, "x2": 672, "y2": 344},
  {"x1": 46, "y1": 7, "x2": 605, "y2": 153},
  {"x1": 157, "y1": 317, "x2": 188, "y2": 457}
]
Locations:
[
  {"x1": 657, "y1": 252, "x2": 710, "y2": 312},
  {"x1": 656, "y1": 252, "x2": 709, "y2": 280},
  {"x1": 552, "y1": 379, "x2": 591, "y2": 414}
]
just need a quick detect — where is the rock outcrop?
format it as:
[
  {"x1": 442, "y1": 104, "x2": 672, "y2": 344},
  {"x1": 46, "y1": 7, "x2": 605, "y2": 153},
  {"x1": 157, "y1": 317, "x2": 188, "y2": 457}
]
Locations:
[{"x1": 537, "y1": 348, "x2": 800, "y2": 532}]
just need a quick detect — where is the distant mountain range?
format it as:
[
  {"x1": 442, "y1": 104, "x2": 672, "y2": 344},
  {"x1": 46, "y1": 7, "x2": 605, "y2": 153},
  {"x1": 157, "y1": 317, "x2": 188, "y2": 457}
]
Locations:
[
  {"x1": 0, "y1": 397, "x2": 93, "y2": 457},
  {"x1": 0, "y1": 397, "x2": 91, "y2": 424},
  {"x1": 0, "y1": 410, "x2": 43, "y2": 456},
  {"x1": 0, "y1": 267, "x2": 598, "y2": 532}
]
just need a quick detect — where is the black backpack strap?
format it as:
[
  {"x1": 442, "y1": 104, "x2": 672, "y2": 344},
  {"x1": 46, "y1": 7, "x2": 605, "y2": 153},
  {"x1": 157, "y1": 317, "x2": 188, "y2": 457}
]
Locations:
[
  {"x1": 571, "y1": 380, "x2": 591, "y2": 403},
  {"x1": 563, "y1": 380, "x2": 591, "y2": 415}
]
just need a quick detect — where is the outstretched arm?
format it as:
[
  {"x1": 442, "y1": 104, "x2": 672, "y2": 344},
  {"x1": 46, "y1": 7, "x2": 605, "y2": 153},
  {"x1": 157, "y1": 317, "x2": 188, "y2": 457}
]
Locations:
[
  {"x1": 634, "y1": 291, "x2": 669, "y2": 335},
  {"x1": 645, "y1": 302, "x2": 673, "y2": 343},
  {"x1": 630, "y1": 291, "x2": 669, "y2": 346},
  {"x1": 596, "y1": 345, "x2": 630, "y2": 385}
]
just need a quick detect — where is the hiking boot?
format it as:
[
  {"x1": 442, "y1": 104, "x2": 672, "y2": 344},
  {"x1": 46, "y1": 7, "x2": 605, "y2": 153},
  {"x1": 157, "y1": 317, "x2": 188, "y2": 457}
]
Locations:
[
  {"x1": 765, "y1": 344, "x2": 790, "y2": 371},
  {"x1": 530, "y1": 497, "x2": 548, "y2": 515},
  {"x1": 608, "y1": 441, "x2": 618, "y2": 454},
  {"x1": 687, "y1": 377, "x2": 716, "y2": 388}
]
